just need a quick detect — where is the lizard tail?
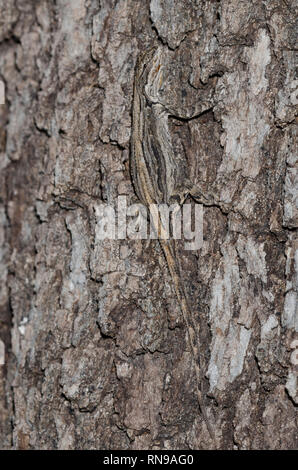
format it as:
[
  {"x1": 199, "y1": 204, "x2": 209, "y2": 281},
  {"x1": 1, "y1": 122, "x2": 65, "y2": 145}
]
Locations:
[{"x1": 159, "y1": 238, "x2": 216, "y2": 444}]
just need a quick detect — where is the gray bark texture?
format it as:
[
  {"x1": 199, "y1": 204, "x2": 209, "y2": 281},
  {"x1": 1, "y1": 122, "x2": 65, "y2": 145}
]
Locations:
[{"x1": 0, "y1": 0, "x2": 297, "y2": 450}]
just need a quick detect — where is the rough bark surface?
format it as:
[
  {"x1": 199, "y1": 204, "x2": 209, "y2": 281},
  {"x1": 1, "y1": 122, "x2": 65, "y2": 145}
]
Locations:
[{"x1": 0, "y1": 0, "x2": 297, "y2": 450}]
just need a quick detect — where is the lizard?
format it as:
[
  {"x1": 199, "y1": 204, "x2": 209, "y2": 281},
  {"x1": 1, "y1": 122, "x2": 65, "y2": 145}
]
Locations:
[{"x1": 130, "y1": 46, "x2": 216, "y2": 443}]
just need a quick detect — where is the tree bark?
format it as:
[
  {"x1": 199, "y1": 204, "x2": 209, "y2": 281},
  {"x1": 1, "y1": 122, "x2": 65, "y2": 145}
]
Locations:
[{"x1": 0, "y1": 0, "x2": 297, "y2": 450}]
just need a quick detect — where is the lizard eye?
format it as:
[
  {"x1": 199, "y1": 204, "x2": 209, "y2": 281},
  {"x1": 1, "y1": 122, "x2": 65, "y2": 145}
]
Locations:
[{"x1": 169, "y1": 194, "x2": 182, "y2": 205}]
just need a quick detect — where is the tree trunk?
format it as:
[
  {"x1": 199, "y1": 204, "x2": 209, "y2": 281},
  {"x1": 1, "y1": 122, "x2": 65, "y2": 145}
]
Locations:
[{"x1": 0, "y1": 0, "x2": 297, "y2": 450}]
